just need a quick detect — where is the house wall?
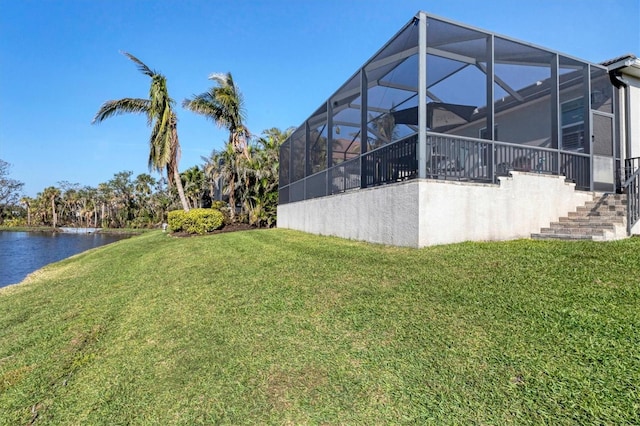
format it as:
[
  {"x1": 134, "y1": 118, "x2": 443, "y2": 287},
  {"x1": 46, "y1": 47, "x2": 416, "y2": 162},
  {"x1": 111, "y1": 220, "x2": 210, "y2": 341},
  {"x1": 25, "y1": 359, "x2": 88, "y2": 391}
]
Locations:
[
  {"x1": 451, "y1": 95, "x2": 554, "y2": 148},
  {"x1": 623, "y1": 73, "x2": 640, "y2": 235},
  {"x1": 278, "y1": 172, "x2": 593, "y2": 247},
  {"x1": 277, "y1": 181, "x2": 421, "y2": 247},
  {"x1": 417, "y1": 172, "x2": 592, "y2": 246},
  {"x1": 628, "y1": 77, "x2": 640, "y2": 158}
]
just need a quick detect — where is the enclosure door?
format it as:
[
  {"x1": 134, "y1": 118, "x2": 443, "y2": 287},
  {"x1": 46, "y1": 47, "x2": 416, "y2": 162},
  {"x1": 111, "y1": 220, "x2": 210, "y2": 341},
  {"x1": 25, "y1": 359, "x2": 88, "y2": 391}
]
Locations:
[{"x1": 591, "y1": 111, "x2": 615, "y2": 192}]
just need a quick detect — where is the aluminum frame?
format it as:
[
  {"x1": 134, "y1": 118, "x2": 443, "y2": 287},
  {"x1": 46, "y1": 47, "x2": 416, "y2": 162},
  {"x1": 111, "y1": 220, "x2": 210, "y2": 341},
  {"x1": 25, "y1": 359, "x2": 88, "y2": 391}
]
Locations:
[{"x1": 279, "y1": 12, "x2": 618, "y2": 204}]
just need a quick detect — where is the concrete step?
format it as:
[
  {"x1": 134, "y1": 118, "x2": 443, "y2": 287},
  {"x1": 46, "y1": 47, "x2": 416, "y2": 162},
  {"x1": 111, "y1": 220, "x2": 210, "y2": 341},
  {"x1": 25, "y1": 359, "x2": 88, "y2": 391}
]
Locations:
[
  {"x1": 531, "y1": 233, "x2": 595, "y2": 240},
  {"x1": 568, "y1": 210, "x2": 625, "y2": 218},
  {"x1": 577, "y1": 204, "x2": 626, "y2": 211},
  {"x1": 577, "y1": 199, "x2": 626, "y2": 206},
  {"x1": 538, "y1": 227, "x2": 607, "y2": 236},
  {"x1": 532, "y1": 192, "x2": 627, "y2": 241},
  {"x1": 550, "y1": 221, "x2": 620, "y2": 228}
]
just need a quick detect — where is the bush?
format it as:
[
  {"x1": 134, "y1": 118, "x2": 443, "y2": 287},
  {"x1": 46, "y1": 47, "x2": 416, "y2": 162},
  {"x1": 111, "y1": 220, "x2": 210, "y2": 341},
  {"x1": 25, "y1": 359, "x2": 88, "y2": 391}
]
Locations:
[
  {"x1": 2, "y1": 218, "x2": 26, "y2": 227},
  {"x1": 210, "y1": 201, "x2": 232, "y2": 225},
  {"x1": 167, "y1": 210, "x2": 187, "y2": 232},
  {"x1": 167, "y1": 208, "x2": 224, "y2": 235}
]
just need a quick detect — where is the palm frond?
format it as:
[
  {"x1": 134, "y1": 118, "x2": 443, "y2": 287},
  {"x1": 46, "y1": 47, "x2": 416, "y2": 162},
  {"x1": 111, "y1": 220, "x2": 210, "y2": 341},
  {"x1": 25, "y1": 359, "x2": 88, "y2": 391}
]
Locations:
[
  {"x1": 121, "y1": 51, "x2": 155, "y2": 77},
  {"x1": 148, "y1": 119, "x2": 172, "y2": 173},
  {"x1": 149, "y1": 75, "x2": 175, "y2": 116},
  {"x1": 182, "y1": 95, "x2": 225, "y2": 125},
  {"x1": 207, "y1": 72, "x2": 230, "y2": 86},
  {"x1": 92, "y1": 98, "x2": 150, "y2": 124}
]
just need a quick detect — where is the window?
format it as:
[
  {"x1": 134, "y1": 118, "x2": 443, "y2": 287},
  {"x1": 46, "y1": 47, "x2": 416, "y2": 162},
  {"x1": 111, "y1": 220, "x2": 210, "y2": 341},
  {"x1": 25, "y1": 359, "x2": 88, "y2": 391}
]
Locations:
[{"x1": 561, "y1": 98, "x2": 584, "y2": 151}]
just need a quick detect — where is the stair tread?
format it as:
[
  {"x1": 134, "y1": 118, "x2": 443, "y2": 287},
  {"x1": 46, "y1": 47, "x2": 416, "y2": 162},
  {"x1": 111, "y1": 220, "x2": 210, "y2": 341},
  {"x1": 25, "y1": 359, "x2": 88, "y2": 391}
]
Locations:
[
  {"x1": 550, "y1": 222, "x2": 620, "y2": 228},
  {"x1": 532, "y1": 193, "x2": 628, "y2": 241},
  {"x1": 531, "y1": 233, "x2": 594, "y2": 240}
]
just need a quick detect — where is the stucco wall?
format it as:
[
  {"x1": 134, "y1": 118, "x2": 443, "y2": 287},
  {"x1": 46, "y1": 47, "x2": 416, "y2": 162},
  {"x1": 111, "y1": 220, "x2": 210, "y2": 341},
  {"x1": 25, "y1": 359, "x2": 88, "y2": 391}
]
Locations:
[
  {"x1": 277, "y1": 181, "x2": 420, "y2": 247},
  {"x1": 417, "y1": 172, "x2": 592, "y2": 246},
  {"x1": 278, "y1": 172, "x2": 594, "y2": 247},
  {"x1": 628, "y1": 78, "x2": 640, "y2": 158}
]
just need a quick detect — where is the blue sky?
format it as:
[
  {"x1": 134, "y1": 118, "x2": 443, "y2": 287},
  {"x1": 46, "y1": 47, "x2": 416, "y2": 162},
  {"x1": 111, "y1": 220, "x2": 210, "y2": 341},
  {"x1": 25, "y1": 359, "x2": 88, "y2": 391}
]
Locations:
[{"x1": 1, "y1": 0, "x2": 638, "y2": 197}]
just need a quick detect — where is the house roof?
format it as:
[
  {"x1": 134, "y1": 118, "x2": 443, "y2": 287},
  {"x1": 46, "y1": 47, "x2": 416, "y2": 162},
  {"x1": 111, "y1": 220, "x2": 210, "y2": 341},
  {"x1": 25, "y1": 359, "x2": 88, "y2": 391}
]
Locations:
[{"x1": 602, "y1": 54, "x2": 640, "y2": 78}]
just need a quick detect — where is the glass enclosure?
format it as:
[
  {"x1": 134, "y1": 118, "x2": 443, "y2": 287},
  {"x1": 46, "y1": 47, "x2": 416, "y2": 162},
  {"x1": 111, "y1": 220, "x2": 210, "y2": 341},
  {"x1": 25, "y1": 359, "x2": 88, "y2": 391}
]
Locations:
[{"x1": 279, "y1": 13, "x2": 618, "y2": 204}]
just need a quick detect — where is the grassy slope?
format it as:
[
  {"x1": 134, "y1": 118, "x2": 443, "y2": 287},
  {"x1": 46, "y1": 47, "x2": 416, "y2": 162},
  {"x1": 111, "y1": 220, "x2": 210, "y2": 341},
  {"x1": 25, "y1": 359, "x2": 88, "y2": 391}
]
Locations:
[{"x1": 0, "y1": 230, "x2": 639, "y2": 425}]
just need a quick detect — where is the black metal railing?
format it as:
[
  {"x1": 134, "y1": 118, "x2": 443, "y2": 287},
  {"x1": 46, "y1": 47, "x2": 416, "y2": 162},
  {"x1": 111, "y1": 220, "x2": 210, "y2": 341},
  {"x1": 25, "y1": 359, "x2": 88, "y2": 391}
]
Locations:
[
  {"x1": 279, "y1": 132, "x2": 593, "y2": 204},
  {"x1": 624, "y1": 157, "x2": 640, "y2": 232},
  {"x1": 426, "y1": 134, "x2": 491, "y2": 181},
  {"x1": 424, "y1": 133, "x2": 590, "y2": 190},
  {"x1": 362, "y1": 135, "x2": 418, "y2": 187},
  {"x1": 331, "y1": 157, "x2": 361, "y2": 195}
]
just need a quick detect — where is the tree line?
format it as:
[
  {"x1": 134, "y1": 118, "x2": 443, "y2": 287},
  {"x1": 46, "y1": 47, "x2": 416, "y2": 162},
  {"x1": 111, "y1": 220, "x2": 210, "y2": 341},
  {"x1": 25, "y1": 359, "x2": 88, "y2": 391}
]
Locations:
[{"x1": 1, "y1": 52, "x2": 292, "y2": 229}]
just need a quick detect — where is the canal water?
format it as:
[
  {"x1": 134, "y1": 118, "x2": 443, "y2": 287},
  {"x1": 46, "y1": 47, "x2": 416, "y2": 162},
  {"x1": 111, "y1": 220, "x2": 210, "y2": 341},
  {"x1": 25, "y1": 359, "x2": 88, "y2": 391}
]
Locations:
[{"x1": 0, "y1": 231, "x2": 131, "y2": 288}]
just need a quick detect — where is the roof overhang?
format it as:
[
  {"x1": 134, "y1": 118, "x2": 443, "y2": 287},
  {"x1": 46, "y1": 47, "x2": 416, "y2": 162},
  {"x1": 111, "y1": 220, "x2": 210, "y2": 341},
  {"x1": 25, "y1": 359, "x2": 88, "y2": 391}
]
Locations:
[{"x1": 606, "y1": 55, "x2": 640, "y2": 79}]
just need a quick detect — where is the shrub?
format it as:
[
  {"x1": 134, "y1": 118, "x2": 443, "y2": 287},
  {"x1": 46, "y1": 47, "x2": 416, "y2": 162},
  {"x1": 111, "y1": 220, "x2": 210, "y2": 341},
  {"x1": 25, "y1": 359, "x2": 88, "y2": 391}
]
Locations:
[
  {"x1": 167, "y1": 208, "x2": 224, "y2": 235},
  {"x1": 211, "y1": 201, "x2": 227, "y2": 210},
  {"x1": 167, "y1": 210, "x2": 187, "y2": 232},
  {"x1": 210, "y1": 201, "x2": 231, "y2": 225},
  {"x1": 3, "y1": 218, "x2": 26, "y2": 227},
  {"x1": 184, "y1": 208, "x2": 224, "y2": 234}
]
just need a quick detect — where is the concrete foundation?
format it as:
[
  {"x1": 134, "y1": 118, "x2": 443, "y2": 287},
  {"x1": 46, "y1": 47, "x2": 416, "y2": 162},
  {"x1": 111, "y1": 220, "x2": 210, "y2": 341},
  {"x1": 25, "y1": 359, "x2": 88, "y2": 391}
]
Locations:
[{"x1": 277, "y1": 172, "x2": 594, "y2": 247}]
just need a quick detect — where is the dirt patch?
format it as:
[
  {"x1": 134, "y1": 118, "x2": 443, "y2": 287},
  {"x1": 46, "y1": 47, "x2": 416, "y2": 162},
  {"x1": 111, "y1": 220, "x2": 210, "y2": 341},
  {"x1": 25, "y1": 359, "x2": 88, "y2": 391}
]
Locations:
[{"x1": 266, "y1": 366, "x2": 328, "y2": 412}]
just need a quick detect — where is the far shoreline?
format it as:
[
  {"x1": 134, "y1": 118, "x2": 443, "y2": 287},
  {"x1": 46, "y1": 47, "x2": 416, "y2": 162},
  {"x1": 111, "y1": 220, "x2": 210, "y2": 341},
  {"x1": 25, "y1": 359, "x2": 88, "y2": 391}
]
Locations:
[{"x1": 0, "y1": 226, "x2": 151, "y2": 235}]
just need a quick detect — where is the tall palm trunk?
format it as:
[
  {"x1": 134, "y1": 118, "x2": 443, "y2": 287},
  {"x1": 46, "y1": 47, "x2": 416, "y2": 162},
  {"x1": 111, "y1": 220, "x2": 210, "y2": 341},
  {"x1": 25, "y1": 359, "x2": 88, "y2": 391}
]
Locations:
[
  {"x1": 51, "y1": 197, "x2": 57, "y2": 228},
  {"x1": 172, "y1": 166, "x2": 190, "y2": 212},
  {"x1": 228, "y1": 175, "x2": 236, "y2": 221},
  {"x1": 170, "y1": 121, "x2": 190, "y2": 212}
]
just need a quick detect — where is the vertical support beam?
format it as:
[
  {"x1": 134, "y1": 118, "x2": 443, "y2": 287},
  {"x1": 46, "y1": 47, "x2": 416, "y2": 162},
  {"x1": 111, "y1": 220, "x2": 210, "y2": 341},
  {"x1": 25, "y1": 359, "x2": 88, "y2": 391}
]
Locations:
[
  {"x1": 584, "y1": 64, "x2": 592, "y2": 190},
  {"x1": 486, "y1": 34, "x2": 494, "y2": 139},
  {"x1": 304, "y1": 121, "x2": 310, "y2": 199},
  {"x1": 418, "y1": 12, "x2": 427, "y2": 179},
  {"x1": 485, "y1": 34, "x2": 495, "y2": 182},
  {"x1": 551, "y1": 53, "x2": 559, "y2": 173},
  {"x1": 304, "y1": 121, "x2": 311, "y2": 178},
  {"x1": 327, "y1": 100, "x2": 333, "y2": 195},
  {"x1": 360, "y1": 69, "x2": 368, "y2": 188},
  {"x1": 288, "y1": 135, "x2": 294, "y2": 194}
]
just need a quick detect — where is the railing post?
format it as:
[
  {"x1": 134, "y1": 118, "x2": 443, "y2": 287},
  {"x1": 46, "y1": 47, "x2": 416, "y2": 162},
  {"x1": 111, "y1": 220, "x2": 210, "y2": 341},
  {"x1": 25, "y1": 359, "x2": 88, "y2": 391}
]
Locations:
[{"x1": 491, "y1": 141, "x2": 496, "y2": 184}]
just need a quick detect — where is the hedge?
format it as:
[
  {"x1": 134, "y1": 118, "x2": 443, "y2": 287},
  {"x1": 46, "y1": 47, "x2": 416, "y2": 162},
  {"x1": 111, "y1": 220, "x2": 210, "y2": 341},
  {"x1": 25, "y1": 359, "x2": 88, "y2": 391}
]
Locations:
[{"x1": 167, "y1": 208, "x2": 224, "y2": 235}]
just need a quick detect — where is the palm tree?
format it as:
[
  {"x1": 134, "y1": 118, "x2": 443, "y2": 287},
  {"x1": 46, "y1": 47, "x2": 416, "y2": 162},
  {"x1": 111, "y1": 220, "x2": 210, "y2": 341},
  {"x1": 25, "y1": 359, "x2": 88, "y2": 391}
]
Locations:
[
  {"x1": 41, "y1": 186, "x2": 60, "y2": 228},
  {"x1": 243, "y1": 128, "x2": 292, "y2": 227},
  {"x1": 20, "y1": 196, "x2": 32, "y2": 226},
  {"x1": 183, "y1": 72, "x2": 250, "y2": 220},
  {"x1": 97, "y1": 182, "x2": 113, "y2": 228},
  {"x1": 180, "y1": 166, "x2": 206, "y2": 209},
  {"x1": 202, "y1": 145, "x2": 242, "y2": 220},
  {"x1": 183, "y1": 72, "x2": 250, "y2": 159},
  {"x1": 92, "y1": 52, "x2": 189, "y2": 212}
]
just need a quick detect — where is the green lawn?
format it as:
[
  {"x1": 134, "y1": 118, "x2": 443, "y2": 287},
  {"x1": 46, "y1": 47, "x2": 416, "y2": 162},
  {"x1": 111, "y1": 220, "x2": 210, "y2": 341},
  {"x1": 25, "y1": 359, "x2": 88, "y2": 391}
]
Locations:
[{"x1": 1, "y1": 230, "x2": 638, "y2": 424}]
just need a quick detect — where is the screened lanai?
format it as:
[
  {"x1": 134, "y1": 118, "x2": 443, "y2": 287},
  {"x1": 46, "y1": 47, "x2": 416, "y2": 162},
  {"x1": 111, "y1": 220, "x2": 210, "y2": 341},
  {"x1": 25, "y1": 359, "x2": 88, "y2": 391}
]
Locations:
[{"x1": 279, "y1": 12, "x2": 617, "y2": 205}]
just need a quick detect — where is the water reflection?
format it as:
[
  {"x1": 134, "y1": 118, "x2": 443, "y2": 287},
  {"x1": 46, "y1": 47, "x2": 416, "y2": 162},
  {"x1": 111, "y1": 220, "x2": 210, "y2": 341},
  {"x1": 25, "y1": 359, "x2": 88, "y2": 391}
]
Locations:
[{"x1": 0, "y1": 231, "x2": 131, "y2": 288}]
